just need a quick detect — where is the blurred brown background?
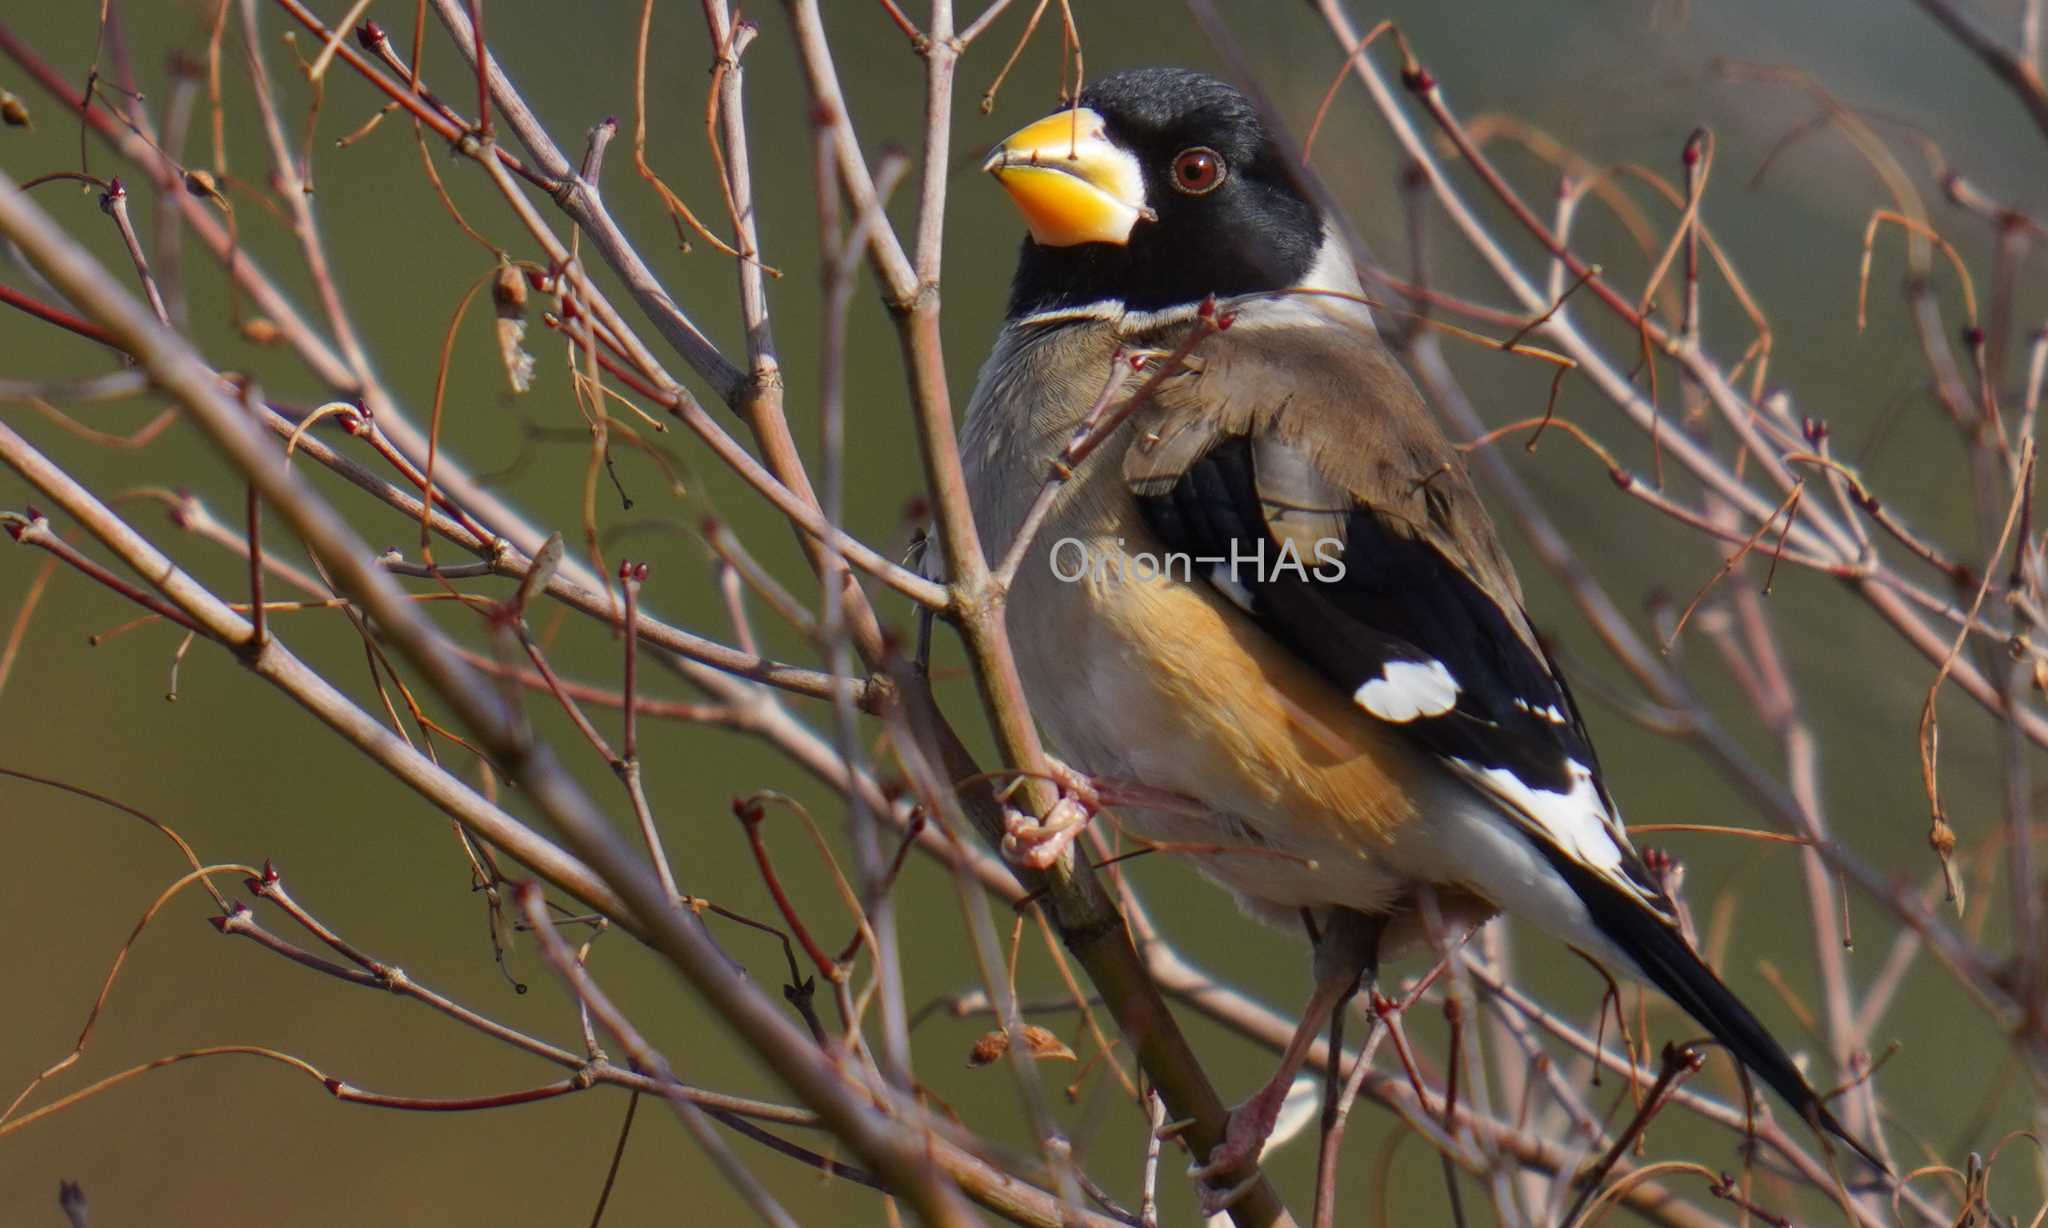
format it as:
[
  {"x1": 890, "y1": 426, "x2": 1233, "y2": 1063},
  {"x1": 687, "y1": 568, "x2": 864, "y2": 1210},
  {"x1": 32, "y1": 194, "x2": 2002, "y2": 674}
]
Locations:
[{"x1": 2, "y1": 0, "x2": 2041, "y2": 1223}]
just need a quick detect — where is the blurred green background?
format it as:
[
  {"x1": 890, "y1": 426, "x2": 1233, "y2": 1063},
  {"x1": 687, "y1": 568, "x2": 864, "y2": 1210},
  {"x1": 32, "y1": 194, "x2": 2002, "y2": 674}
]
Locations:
[{"x1": 2, "y1": 0, "x2": 2042, "y2": 1224}]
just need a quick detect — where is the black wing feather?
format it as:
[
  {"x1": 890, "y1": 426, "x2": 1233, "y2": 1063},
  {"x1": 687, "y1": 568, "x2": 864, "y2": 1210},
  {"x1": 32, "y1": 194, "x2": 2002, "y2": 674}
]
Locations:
[{"x1": 1140, "y1": 435, "x2": 1591, "y2": 791}]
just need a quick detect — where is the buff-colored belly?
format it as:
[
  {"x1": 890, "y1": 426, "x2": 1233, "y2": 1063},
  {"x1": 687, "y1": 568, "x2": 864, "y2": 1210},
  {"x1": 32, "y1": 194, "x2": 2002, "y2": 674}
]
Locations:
[
  {"x1": 964, "y1": 323, "x2": 1436, "y2": 919},
  {"x1": 1005, "y1": 520, "x2": 1431, "y2": 917}
]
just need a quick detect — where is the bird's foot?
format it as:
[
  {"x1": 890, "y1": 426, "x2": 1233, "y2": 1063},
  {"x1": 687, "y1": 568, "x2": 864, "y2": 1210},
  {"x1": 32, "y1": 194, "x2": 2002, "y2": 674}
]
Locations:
[
  {"x1": 1184, "y1": 1083, "x2": 1288, "y2": 1215},
  {"x1": 1000, "y1": 792, "x2": 1093, "y2": 870},
  {"x1": 998, "y1": 756, "x2": 1095, "y2": 869},
  {"x1": 998, "y1": 758, "x2": 1200, "y2": 870}
]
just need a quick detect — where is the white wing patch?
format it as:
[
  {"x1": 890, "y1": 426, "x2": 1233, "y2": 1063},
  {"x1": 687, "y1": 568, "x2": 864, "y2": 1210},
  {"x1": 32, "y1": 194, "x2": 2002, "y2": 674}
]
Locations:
[
  {"x1": 1454, "y1": 757, "x2": 1624, "y2": 873},
  {"x1": 1353, "y1": 658, "x2": 1460, "y2": 722},
  {"x1": 1513, "y1": 698, "x2": 1569, "y2": 725}
]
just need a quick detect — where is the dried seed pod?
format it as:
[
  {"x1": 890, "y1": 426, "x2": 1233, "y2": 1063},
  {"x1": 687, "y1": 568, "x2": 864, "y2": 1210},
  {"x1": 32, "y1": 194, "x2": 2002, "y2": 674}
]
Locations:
[
  {"x1": 967, "y1": 1024, "x2": 1074, "y2": 1068},
  {"x1": 492, "y1": 264, "x2": 534, "y2": 394},
  {"x1": 966, "y1": 1030, "x2": 1008, "y2": 1068},
  {"x1": 1018, "y1": 1024, "x2": 1076, "y2": 1062},
  {"x1": 183, "y1": 168, "x2": 224, "y2": 205}
]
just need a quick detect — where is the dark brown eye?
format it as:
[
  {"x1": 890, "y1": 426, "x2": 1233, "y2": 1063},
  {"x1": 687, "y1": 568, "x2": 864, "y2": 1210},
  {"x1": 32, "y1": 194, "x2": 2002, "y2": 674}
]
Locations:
[{"x1": 1170, "y1": 147, "x2": 1225, "y2": 195}]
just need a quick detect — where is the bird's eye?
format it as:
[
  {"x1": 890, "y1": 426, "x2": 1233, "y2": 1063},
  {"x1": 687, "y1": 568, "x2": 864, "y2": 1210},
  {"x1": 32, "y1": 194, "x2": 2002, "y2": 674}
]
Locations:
[{"x1": 1170, "y1": 147, "x2": 1226, "y2": 195}]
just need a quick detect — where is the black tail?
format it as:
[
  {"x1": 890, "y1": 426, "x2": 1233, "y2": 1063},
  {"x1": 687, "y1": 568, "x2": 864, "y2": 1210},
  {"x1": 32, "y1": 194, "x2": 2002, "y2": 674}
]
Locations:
[{"x1": 1539, "y1": 846, "x2": 1889, "y2": 1175}]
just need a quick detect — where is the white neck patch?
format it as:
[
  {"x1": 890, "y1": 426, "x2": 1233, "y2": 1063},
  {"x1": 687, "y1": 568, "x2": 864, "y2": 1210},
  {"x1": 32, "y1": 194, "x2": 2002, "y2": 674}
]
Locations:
[{"x1": 1010, "y1": 225, "x2": 1374, "y2": 336}]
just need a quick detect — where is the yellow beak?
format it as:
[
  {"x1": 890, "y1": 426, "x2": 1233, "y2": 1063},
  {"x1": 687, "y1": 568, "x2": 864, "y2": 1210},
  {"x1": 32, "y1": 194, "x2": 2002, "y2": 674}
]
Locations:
[{"x1": 983, "y1": 107, "x2": 1149, "y2": 247}]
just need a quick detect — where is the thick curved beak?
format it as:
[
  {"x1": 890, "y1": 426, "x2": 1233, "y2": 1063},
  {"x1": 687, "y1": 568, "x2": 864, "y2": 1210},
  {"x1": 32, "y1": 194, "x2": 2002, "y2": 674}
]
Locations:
[{"x1": 983, "y1": 107, "x2": 1148, "y2": 247}]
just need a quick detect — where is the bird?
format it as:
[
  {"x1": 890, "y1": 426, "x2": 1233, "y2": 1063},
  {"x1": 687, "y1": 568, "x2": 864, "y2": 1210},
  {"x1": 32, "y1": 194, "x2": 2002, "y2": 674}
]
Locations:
[{"x1": 958, "y1": 64, "x2": 1885, "y2": 1194}]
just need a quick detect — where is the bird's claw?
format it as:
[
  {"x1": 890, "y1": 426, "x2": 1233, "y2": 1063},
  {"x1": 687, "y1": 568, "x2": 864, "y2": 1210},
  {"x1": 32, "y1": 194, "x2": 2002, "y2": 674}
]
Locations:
[
  {"x1": 998, "y1": 757, "x2": 1107, "y2": 870},
  {"x1": 998, "y1": 757, "x2": 1205, "y2": 870},
  {"x1": 1000, "y1": 793, "x2": 1093, "y2": 870},
  {"x1": 1194, "y1": 1168, "x2": 1264, "y2": 1218},
  {"x1": 1185, "y1": 1095, "x2": 1283, "y2": 1214}
]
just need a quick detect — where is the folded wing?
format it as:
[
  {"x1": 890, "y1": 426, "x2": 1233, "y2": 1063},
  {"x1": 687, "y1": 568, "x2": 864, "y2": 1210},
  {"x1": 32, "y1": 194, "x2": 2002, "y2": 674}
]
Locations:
[{"x1": 1121, "y1": 323, "x2": 1879, "y2": 1169}]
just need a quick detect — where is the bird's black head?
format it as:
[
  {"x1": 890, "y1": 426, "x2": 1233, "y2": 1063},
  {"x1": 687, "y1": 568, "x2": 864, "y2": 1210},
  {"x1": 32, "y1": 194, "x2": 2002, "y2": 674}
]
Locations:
[{"x1": 985, "y1": 67, "x2": 1324, "y2": 319}]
